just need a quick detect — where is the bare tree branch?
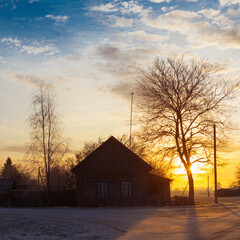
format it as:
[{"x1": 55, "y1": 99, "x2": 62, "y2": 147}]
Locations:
[{"x1": 136, "y1": 56, "x2": 237, "y2": 204}]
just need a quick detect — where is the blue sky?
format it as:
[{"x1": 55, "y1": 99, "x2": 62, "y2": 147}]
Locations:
[{"x1": 0, "y1": 0, "x2": 240, "y2": 185}]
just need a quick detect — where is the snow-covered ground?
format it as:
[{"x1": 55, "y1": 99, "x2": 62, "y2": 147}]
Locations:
[{"x1": 0, "y1": 197, "x2": 239, "y2": 240}]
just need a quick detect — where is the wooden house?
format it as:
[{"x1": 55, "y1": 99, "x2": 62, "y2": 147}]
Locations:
[{"x1": 72, "y1": 136, "x2": 172, "y2": 207}]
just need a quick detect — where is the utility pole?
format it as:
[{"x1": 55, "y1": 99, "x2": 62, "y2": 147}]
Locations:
[
  {"x1": 207, "y1": 175, "x2": 210, "y2": 198},
  {"x1": 214, "y1": 124, "x2": 218, "y2": 203},
  {"x1": 129, "y1": 92, "x2": 134, "y2": 149},
  {"x1": 38, "y1": 167, "x2": 40, "y2": 188}
]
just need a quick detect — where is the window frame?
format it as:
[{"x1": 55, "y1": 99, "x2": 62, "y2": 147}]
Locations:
[
  {"x1": 97, "y1": 182, "x2": 109, "y2": 198},
  {"x1": 121, "y1": 181, "x2": 132, "y2": 197}
]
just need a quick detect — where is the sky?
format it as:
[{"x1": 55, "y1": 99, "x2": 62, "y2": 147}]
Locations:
[{"x1": 0, "y1": 0, "x2": 240, "y2": 189}]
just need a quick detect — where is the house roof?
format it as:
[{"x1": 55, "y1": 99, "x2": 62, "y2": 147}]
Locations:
[
  {"x1": 148, "y1": 171, "x2": 173, "y2": 182},
  {"x1": 72, "y1": 136, "x2": 153, "y2": 174},
  {"x1": 0, "y1": 178, "x2": 15, "y2": 195}
]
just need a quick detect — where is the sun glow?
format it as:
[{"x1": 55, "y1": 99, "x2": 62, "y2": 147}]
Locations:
[{"x1": 174, "y1": 161, "x2": 208, "y2": 175}]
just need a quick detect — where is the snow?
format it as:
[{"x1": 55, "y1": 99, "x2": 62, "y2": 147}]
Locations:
[{"x1": 0, "y1": 197, "x2": 239, "y2": 240}]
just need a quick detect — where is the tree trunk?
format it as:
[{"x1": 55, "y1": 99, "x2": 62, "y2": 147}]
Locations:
[
  {"x1": 46, "y1": 174, "x2": 51, "y2": 206},
  {"x1": 187, "y1": 168, "x2": 194, "y2": 205}
]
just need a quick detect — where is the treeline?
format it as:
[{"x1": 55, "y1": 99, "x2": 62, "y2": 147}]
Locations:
[{"x1": 0, "y1": 157, "x2": 74, "y2": 190}]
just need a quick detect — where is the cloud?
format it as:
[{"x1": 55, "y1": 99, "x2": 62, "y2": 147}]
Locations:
[
  {"x1": 161, "y1": 6, "x2": 175, "y2": 12},
  {"x1": 126, "y1": 30, "x2": 168, "y2": 43},
  {"x1": 1, "y1": 71, "x2": 43, "y2": 87},
  {"x1": 111, "y1": 16, "x2": 133, "y2": 27},
  {"x1": 45, "y1": 14, "x2": 68, "y2": 22},
  {"x1": 1, "y1": 37, "x2": 21, "y2": 47},
  {"x1": 198, "y1": 9, "x2": 233, "y2": 26},
  {"x1": 90, "y1": 1, "x2": 149, "y2": 16},
  {"x1": 219, "y1": 0, "x2": 240, "y2": 6},
  {"x1": 141, "y1": 10, "x2": 199, "y2": 30},
  {"x1": 90, "y1": 3, "x2": 118, "y2": 12},
  {"x1": 198, "y1": 9, "x2": 220, "y2": 18},
  {"x1": 149, "y1": 0, "x2": 171, "y2": 3},
  {"x1": 141, "y1": 10, "x2": 240, "y2": 49},
  {"x1": 1, "y1": 37, "x2": 58, "y2": 55},
  {"x1": 29, "y1": 0, "x2": 39, "y2": 3},
  {"x1": 21, "y1": 44, "x2": 57, "y2": 55},
  {"x1": 225, "y1": 7, "x2": 240, "y2": 18},
  {"x1": 0, "y1": 145, "x2": 27, "y2": 153},
  {"x1": 97, "y1": 45, "x2": 122, "y2": 61},
  {"x1": 120, "y1": 1, "x2": 145, "y2": 14},
  {"x1": 105, "y1": 81, "x2": 136, "y2": 98},
  {"x1": 211, "y1": 15, "x2": 234, "y2": 26},
  {"x1": 94, "y1": 44, "x2": 160, "y2": 80}
]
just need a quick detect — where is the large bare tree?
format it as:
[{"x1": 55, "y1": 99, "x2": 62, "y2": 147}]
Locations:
[
  {"x1": 136, "y1": 57, "x2": 236, "y2": 204},
  {"x1": 27, "y1": 83, "x2": 68, "y2": 199}
]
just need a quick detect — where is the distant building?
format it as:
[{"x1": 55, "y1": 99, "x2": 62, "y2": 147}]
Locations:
[
  {"x1": 72, "y1": 136, "x2": 172, "y2": 207},
  {"x1": 0, "y1": 178, "x2": 15, "y2": 207}
]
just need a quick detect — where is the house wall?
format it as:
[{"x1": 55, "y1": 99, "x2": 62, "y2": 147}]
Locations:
[
  {"x1": 75, "y1": 172, "x2": 171, "y2": 207},
  {"x1": 76, "y1": 173, "x2": 149, "y2": 207},
  {"x1": 148, "y1": 175, "x2": 171, "y2": 205}
]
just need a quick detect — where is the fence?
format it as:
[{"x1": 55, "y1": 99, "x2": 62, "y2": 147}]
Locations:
[
  {"x1": 217, "y1": 188, "x2": 240, "y2": 197},
  {"x1": 6, "y1": 189, "x2": 76, "y2": 207}
]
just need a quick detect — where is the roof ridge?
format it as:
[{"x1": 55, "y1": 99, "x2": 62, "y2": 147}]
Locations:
[{"x1": 72, "y1": 136, "x2": 153, "y2": 173}]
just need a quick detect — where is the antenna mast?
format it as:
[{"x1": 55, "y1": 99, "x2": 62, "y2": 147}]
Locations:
[
  {"x1": 130, "y1": 92, "x2": 134, "y2": 149},
  {"x1": 214, "y1": 124, "x2": 218, "y2": 203}
]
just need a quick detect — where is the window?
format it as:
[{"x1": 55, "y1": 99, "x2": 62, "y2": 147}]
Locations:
[
  {"x1": 97, "y1": 182, "x2": 108, "y2": 198},
  {"x1": 121, "y1": 182, "x2": 132, "y2": 197}
]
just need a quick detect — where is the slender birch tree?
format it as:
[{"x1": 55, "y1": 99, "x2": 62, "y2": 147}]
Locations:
[
  {"x1": 136, "y1": 57, "x2": 236, "y2": 204},
  {"x1": 27, "y1": 83, "x2": 68, "y2": 200}
]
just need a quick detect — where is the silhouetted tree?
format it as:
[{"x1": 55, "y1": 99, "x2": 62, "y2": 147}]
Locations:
[
  {"x1": 136, "y1": 57, "x2": 236, "y2": 204},
  {"x1": 75, "y1": 137, "x2": 105, "y2": 163},
  {"x1": 1, "y1": 157, "x2": 19, "y2": 179},
  {"x1": 0, "y1": 157, "x2": 37, "y2": 189},
  {"x1": 231, "y1": 166, "x2": 240, "y2": 189},
  {"x1": 27, "y1": 83, "x2": 68, "y2": 201}
]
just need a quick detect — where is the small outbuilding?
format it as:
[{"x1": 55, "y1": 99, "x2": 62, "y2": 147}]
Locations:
[
  {"x1": 72, "y1": 136, "x2": 172, "y2": 207},
  {"x1": 0, "y1": 178, "x2": 15, "y2": 207}
]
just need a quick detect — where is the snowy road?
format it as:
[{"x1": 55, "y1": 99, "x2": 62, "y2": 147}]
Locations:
[{"x1": 0, "y1": 197, "x2": 239, "y2": 240}]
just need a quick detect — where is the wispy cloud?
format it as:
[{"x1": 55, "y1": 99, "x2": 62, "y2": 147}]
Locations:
[
  {"x1": 45, "y1": 14, "x2": 68, "y2": 22},
  {"x1": 0, "y1": 145, "x2": 27, "y2": 153},
  {"x1": 1, "y1": 37, "x2": 58, "y2": 55},
  {"x1": 219, "y1": 0, "x2": 240, "y2": 6},
  {"x1": 126, "y1": 30, "x2": 168, "y2": 43},
  {"x1": 141, "y1": 10, "x2": 240, "y2": 49},
  {"x1": 198, "y1": 9, "x2": 233, "y2": 26},
  {"x1": 161, "y1": 6, "x2": 175, "y2": 12},
  {"x1": 90, "y1": 3, "x2": 118, "y2": 12},
  {"x1": 91, "y1": 1, "x2": 149, "y2": 16},
  {"x1": 1, "y1": 37, "x2": 21, "y2": 47},
  {"x1": 1, "y1": 71, "x2": 43, "y2": 87},
  {"x1": 111, "y1": 16, "x2": 133, "y2": 27},
  {"x1": 103, "y1": 81, "x2": 136, "y2": 98},
  {"x1": 120, "y1": 1, "x2": 145, "y2": 14},
  {"x1": 94, "y1": 43, "x2": 160, "y2": 79},
  {"x1": 29, "y1": 0, "x2": 39, "y2": 3},
  {"x1": 149, "y1": 0, "x2": 172, "y2": 3},
  {"x1": 225, "y1": 7, "x2": 240, "y2": 18},
  {"x1": 198, "y1": 9, "x2": 220, "y2": 18}
]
